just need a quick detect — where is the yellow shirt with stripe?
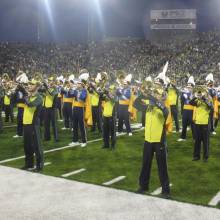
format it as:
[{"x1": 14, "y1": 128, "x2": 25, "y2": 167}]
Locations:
[
  {"x1": 145, "y1": 106, "x2": 165, "y2": 143},
  {"x1": 167, "y1": 88, "x2": 178, "y2": 106},
  {"x1": 194, "y1": 101, "x2": 210, "y2": 125},
  {"x1": 23, "y1": 97, "x2": 37, "y2": 125},
  {"x1": 4, "y1": 95, "x2": 10, "y2": 105},
  {"x1": 91, "y1": 92, "x2": 99, "y2": 107},
  {"x1": 103, "y1": 100, "x2": 114, "y2": 117}
]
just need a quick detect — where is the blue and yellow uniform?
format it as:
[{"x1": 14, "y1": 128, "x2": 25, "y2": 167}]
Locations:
[
  {"x1": 116, "y1": 86, "x2": 132, "y2": 134},
  {"x1": 180, "y1": 90, "x2": 195, "y2": 140},
  {"x1": 72, "y1": 88, "x2": 87, "y2": 144}
]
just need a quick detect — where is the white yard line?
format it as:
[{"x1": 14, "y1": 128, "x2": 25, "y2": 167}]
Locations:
[
  {"x1": 103, "y1": 176, "x2": 126, "y2": 186},
  {"x1": 0, "y1": 127, "x2": 143, "y2": 164},
  {"x1": 61, "y1": 168, "x2": 86, "y2": 177},
  {"x1": 208, "y1": 191, "x2": 220, "y2": 206},
  {"x1": 4, "y1": 125, "x2": 17, "y2": 128},
  {"x1": 151, "y1": 183, "x2": 173, "y2": 196}
]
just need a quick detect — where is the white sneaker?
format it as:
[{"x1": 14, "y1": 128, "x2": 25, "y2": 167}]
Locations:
[
  {"x1": 68, "y1": 142, "x2": 79, "y2": 147},
  {"x1": 128, "y1": 132, "x2": 133, "y2": 136},
  {"x1": 212, "y1": 131, "x2": 217, "y2": 135},
  {"x1": 13, "y1": 135, "x2": 22, "y2": 138},
  {"x1": 58, "y1": 119, "x2": 63, "y2": 122},
  {"x1": 172, "y1": 131, "x2": 176, "y2": 133},
  {"x1": 81, "y1": 143, "x2": 87, "y2": 148},
  {"x1": 62, "y1": 127, "x2": 67, "y2": 130},
  {"x1": 177, "y1": 138, "x2": 186, "y2": 142}
]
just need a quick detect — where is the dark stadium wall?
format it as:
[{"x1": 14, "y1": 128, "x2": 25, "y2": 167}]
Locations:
[{"x1": 0, "y1": 0, "x2": 220, "y2": 42}]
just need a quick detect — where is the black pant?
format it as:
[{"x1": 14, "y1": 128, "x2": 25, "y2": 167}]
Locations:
[
  {"x1": 17, "y1": 107, "x2": 24, "y2": 136},
  {"x1": 56, "y1": 97, "x2": 62, "y2": 120},
  {"x1": 39, "y1": 107, "x2": 45, "y2": 126},
  {"x1": 23, "y1": 124, "x2": 43, "y2": 169},
  {"x1": 4, "y1": 105, "x2": 14, "y2": 122},
  {"x1": 103, "y1": 116, "x2": 116, "y2": 148},
  {"x1": 118, "y1": 104, "x2": 131, "y2": 133},
  {"x1": 72, "y1": 107, "x2": 86, "y2": 143},
  {"x1": 63, "y1": 102, "x2": 72, "y2": 128},
  {"x1": 209, "y1": 109, "x2": 215, "y2": 132},
  {"x1": 44, "y1": 108, "x2": 58, "y2": 141},
  {"x1": 141, "y1": 107, "x2": 147, "y2": 127},
  {"x1": 91, "y1": 106, "x2": 102, "y2": 132},
  {"x1": 214, "y1": 106, "x2": 220, "y2": 128},
  {"x1": 170, "y1": 105, "x2": 179, "y2": 132},
  {"x1": 0, "y1": 106, "x2": 3, "y2": 133},
  {"x1": 194, "y1": 124, "x2": 209, "y2": 159},
  {"x1": 139, "y1": 141, "x2": 170, "y2": 194},
  {"x1": 181, "y1": 109, "x2": 194, "y2": 139}
]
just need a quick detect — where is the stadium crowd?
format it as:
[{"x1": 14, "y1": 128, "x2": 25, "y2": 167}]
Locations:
[{"x1": 0, "y1": 30, "x2": 220, "y2": 85}]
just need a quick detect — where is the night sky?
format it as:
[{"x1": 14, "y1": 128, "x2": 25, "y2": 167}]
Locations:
[{"x1": 0, "y1": 0, "x2": 220, "y2": 42}]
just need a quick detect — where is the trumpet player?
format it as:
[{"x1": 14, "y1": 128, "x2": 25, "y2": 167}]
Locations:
[
  {"x1": 206, "y1": 73, "x2": 217, "y2": 135},
  {"x1": 41, "y1": 76, "x2": 59, "y2": 142},
  {"x1": 0, "y1": 83, "x2": 3, "y2": 133},
  {"x1": 178, "y1": 76, "x2": 195, "y2": 142},
  {"x1": 166, "y1": 78, "x2": 179, "y2": 133},
  {"x1": 61, "y1": 78, "x2": 74, "y2": 130},
  {"x1": 135, "y1": 84, "x2": 170, "y2": 197},
  {"x1": 22, "y1": 78, "x2": 43, "y2": 171},
  {"x1": 3, "y1": 81, "x2": 14, "y2": 123},
  {"x1": 69, "y1": 74, "x2": 89, "y2": 148},
  {"x1": 190, "y1": 86, "x2": 213, "y2": 162},
  {"x1": 116, "y1": 74, "x2": 132, "y2": 136},
  {"x1": 101, "y1": 85, "x2": 116, "y2": 149}
]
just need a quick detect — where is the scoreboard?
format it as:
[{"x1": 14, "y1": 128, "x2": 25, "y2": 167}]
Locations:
[{"x1": 150, "y1": 9, "x2": 197, "y2": 30}]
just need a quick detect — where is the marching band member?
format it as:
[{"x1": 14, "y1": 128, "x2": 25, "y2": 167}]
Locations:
[
  {"x1": 214, "y1": 86, "x2": 220, "y2": 128},
  {"x1": 190, "y1": 86, "x2": 213, "y2": 162},
  {"x1": 178, "y1": 76, "x2": 195, "y2": 142},
  {"x1": 61, "y1": 75, "x2": 75, "y2": 130},
  {"x1": 69, "y1": 73, "x2": 89, "y2": 147},
  {"x1": 3, "y1": 82, "x2": 14, "y2": 123},
  {"x1": 42, "y1": 76, "x2": 59, "y2": 142},
  {"x1": 88, "y1": 74, "x2": 102, "y2": 133},
  {"x1": 13, "y1": 72, "x2": 29, "y2": 138},
  {"x1": 56, "y1": 75, "x2": 64, "y2": 121},
  {"x1": 101, "y1": 85, "x2": 116, "y2": 149},
  {"x1": 116, "y1": 73, "x2": 132, "y2": 136},
  {"x1": 22, "y1": 78, "x2": 43, "y2": 171},
  {"x1": 166, "y1": 78, "x2": 179, "y2": 133},
  {"x1": 135, "y1": 82, "x2": 170, "y2": 197},
  {"x1": 0, "y1": 82, "x2": 3, "y2": 133},
  {"x1": 206, "y1": 73, "x2": 217, "y2": 135}
]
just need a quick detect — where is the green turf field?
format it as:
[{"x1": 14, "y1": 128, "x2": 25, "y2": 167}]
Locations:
[{"x1": 1, "y1": 118, "x2": 220, "y2": 208}]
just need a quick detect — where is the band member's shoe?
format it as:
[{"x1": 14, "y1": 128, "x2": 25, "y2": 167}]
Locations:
[
  {"x1": 81, "y1": 143, "x2": 87, "y2": 148},
  {"x1": 128, "y1": 132, "x2": 133, "y2": 136},
  {"x1": 68, "y1": 142, "x2": 79, "y2": 147},
  {"x1": 13, "y1": 135, "x2": 22, "y2": 138},
  {"x1": 177, "y1": 138, "x2": 186, "y2": 142},
  {"x1": 136, "y1": 187, "x2": 148, "y2": 194},
  {"x1": 192, "y1": 157, "x2": 200, "y2": 161}
]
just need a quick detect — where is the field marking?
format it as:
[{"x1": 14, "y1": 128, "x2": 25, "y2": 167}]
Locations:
[
  {"x1": 103, "y1": 176, "x2": 126, "y2": 186},
  {"x1": 151, "y1": 183, "x2": 173, "y2": 196},
  {"x1": 0, "y1": 127, "x2": 143, "y2": 164},
  {"x1": 208, "y1": 191, "x2": 220, "y2": 206},
  {"x1": 61, "y1": 168, "x2": 86, "y2": 177},
  {"x1": 4, "y1": 125, "x2": 17, "y2": 128}
]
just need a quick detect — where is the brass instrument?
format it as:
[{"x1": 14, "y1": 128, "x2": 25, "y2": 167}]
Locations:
[
  {"x1": 116, "y1": 70, "x2": 125, "y2": 86},
  {"x1": 193, "y1": 85, "x2": 209, "y2": 99}
]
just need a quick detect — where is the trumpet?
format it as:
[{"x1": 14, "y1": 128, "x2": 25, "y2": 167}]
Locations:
[{"x1": 193, "y1": 85, "x2": 209, "y2": 99}]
